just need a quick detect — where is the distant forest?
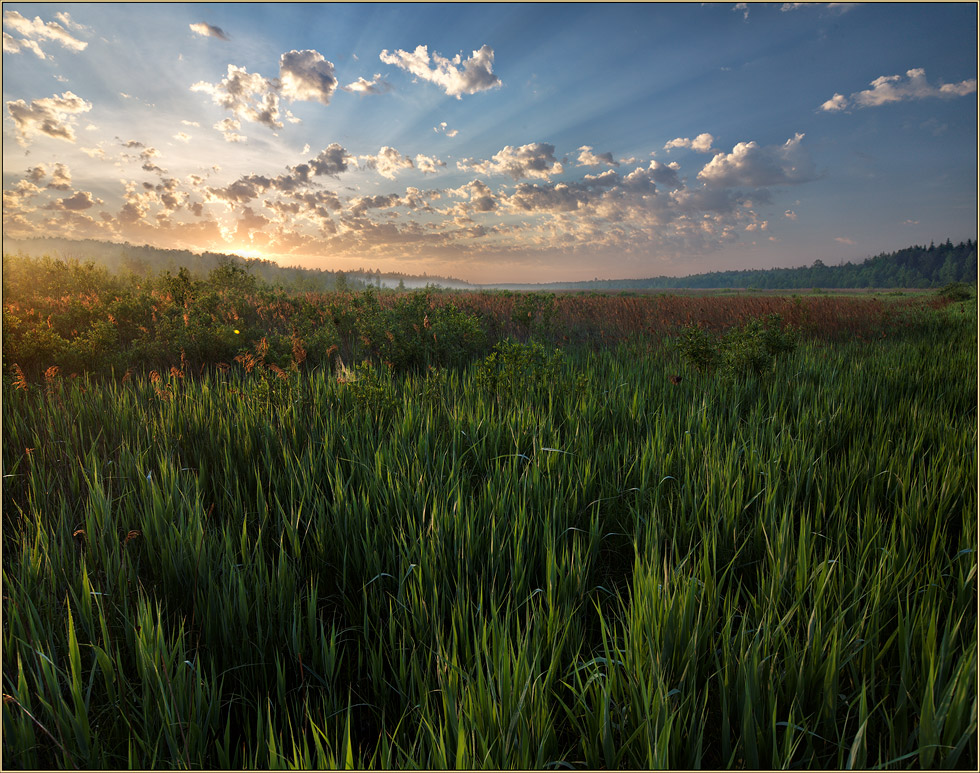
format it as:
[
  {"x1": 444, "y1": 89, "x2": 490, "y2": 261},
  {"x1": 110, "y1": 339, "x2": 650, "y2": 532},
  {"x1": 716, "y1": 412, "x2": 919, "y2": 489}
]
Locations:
[{"x1": 2, "y1": 235, "x2": 976, "y2": 291}]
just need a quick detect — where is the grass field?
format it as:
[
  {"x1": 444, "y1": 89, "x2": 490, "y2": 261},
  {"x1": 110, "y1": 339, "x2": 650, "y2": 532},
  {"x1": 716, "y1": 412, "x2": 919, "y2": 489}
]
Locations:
[{"x1": 2, "y1": 279, "x2": 977, "y2": 769}]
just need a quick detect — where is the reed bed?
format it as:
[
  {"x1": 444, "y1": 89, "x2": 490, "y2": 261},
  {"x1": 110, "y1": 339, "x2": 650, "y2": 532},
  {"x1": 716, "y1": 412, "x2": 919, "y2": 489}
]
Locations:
[{"x1": 2, "y1": 300, "x2": 976, "y2": 769}]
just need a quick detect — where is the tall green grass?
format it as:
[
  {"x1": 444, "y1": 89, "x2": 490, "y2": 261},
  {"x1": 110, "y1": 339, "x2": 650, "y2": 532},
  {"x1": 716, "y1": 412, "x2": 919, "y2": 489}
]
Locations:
[{"x1": 2, "y1": 306, "x2": 976, "y2": 769}]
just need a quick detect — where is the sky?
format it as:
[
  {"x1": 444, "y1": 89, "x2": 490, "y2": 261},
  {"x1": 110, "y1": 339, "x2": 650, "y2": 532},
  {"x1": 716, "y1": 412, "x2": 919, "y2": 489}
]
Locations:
[{"x1": 2, "y1": 2, "x2": 977, "y2": 283}]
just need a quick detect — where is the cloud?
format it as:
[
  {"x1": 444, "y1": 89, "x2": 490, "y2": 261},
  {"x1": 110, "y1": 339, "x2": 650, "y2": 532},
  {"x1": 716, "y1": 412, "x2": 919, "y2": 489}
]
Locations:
[
  {"x1": 4, "y1": 30, "x2": 45, "y2": 58},
  {"x1": 214, "y1": 117, "x2": 246, "y2": 143},
  {"x1": 46, "y1": 190, "x2": 103, "y2": 211},
  {"x1": 174, "y1": 131, "x2": 192, "y2": 143},
  {"x1": 189, "y1": 22, "x2": 229, "y2": 40},
  {"x1": 434, "y1": 121, "x2": 459, "y2": 137},
  {"x1": 819, "y1": 93, "x2": 848, "y2": 112},
  {"x1": 415, "y1": 154, "x2": 446, "y2": 174},
  {"x1": 192, "y1": 65, "x2": 282, "y2": 129},
  {"x1": 5, "y1": 91, "x2": 93, "y2": 146},
  {"x1": 297, "y1": 143, "x2": 355, "y2": 178},
  {"x1": 48, "y1": 163, "x2": 72, "y2": 190},
  {"x1": 379, "y1": 44, "x2": 501, "y2": 98},
  {"x1": 344, "y1": 74, "x2": 391, "y2": 94},
  {"x1": 458, "y1": 142, "x2": 563, "y2": 180},
  {"x1": 2, "y1": 10, "x2": 87, "y2": 57},
  {"x1": 576, "y1": 146, "x2": 619, "y2": 167},
  {"x1": 359, "y1": 146, "x2": 415, "y2": 179},
  {"x1": 279, "y1": 50, "x2": 338, "y2": 105},
  {"x1": 784, "y1": 209, "x2": 797, "y2": 220},
  {"x1": 733, "y1": 3, "x2": 750, "y2": 21},
  {"x1": 822, "y1": 68, "x2": 977, "y2": 111},
  {"x1": 664, "y1": 133, "x2": 716, "y2": 153},
  {"x1": 782, "y1": 3, "x2": 861, "y2": 12},
  {"x1": 697, "y1": 133, "x2": 816, "y2": 187},
  {"x1": 835, "y1": 236, "x2": 855, "y2": 245}
]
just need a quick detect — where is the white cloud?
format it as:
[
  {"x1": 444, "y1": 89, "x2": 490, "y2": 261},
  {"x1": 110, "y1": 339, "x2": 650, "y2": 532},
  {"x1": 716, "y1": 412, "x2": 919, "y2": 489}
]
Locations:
[
  {"x1": 173, "y1": 132, "x2": 192, "y2": 143},
  {"x1": 192, "y1": 65, "x2": 282, "y2": 129},
  {"x1": 189, "y1": 22, "x2": 229, "y2": 40},
  {"x1": 359, "y1": 146, "x2": 415, "y2": 179},
  {"x1": 576, "y1": 146, "x2": 619, "y2": 167},
  {"x1": 344, "y1": 74, "x2": 390, "y2": 94},
  {"x1": 664, "y1": 133, "x2": 716, "y2": 153},
  {"x1": 434, "y1": 121, "x2": 459, "y2": 137},
  {"x1": 784, "y1": 209, "x2": 797, "y2": 220},
  {"x1": 458, "y1": 143, "x2": 563, "y2": 180},
  {"x1": 5, "y1": 91, "x2": 93, "y2": 146},
  {"x1": 823, "y1": 68, "x2": 977, "y2": 111},
  {"x1": 3, "y1": 30, "x2": 45, "y2": 58},
  {"x1": 279, "y1": 50, "x2": 338, "y2": 105},
  {"x1": 2, "y1": 10, "x2": 87, "y2": 56},
  {"x1": 835, "y1": 236, "x2": 855, "y2": 245},
  {"x1": 697, "y1": 133, "x2": 816, "y2": 187},
  {"x1": 380, "y1": 44, "x2": 501, "y2": 98},
  {"x1": 415, "y1": 154, "x2": 446, "y2": 174},
  {"x1": 819, "y1": 93, "x2": 848, "y2": 112},
  {"x1": 733, "y1": 3, "x2": 750, "y2": 21}
]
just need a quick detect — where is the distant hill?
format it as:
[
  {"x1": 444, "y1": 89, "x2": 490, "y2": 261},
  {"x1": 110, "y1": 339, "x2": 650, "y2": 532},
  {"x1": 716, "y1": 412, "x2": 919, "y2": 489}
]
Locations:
[{"x1": 2, "y1": 235, "x2": 975, "y2": 292}]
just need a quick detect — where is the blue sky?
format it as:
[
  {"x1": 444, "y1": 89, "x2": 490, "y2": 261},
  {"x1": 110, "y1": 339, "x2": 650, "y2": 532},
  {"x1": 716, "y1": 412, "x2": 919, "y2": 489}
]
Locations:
[{"x1": 3, "y1": 2, "x2": 976, "y2": 282}]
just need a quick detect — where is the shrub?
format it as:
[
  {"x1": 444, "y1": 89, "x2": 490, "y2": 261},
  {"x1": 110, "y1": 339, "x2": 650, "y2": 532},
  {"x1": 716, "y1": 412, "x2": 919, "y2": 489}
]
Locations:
[
  {"x1": 938, "y1": 282, "x2": 974, "y2": 302},
  {"x1": 477, "y1": 339, "x2": 565, "y2": 403}
]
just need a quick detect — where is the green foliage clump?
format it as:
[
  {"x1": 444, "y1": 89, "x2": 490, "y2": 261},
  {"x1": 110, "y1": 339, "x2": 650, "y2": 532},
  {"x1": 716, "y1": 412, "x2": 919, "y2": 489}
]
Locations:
[
  {"x1": 938, "y1": 282, "x2": 974, "y2": 303},
  {"x1": 353, "y1": 290, "x2": 487, "y2": 372},
  {"x1": 477, "y1": 339, "x2": 566, "y2": 403},
  {"x1": 677, "y1": 313, "x2": 799, "y2": 379}
]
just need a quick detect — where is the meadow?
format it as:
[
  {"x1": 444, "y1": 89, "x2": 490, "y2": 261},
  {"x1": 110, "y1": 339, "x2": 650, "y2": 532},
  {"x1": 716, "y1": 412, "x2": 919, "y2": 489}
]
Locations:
[{"x1": 1, "y1": 255, "x2": 977, "y2": 769}]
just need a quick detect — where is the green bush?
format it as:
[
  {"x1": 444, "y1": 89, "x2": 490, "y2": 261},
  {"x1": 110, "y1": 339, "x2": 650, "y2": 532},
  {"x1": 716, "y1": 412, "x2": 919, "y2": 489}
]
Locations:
[
  {"x1": 477, "y1": 339, "x2": 566, "y2": 403},
  {"x1": 938, "y1": 282, "x2": 974, "y2": 302},
  {"x1": 677, "y1": 314, "x2": 798, "y2": 380}
]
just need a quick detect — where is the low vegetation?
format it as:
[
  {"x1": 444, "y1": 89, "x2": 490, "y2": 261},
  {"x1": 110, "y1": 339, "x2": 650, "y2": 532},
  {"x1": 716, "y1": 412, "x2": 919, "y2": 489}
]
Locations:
[{"x1": 2, "y1": 253, "x2": 977, "y2": 769}]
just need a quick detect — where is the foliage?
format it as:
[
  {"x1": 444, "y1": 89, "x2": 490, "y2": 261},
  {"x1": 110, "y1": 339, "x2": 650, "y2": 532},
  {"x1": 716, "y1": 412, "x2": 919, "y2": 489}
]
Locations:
[
  {"x1": 476, "y1": 339, "x2": 566, "y2": 404},
  {"x1": 677, "y1": 313, "x2": 799, "y2": 379},
  {"x1": 2, "y1": 301, "x2": 976, "y2": 769},
  {"x1": 938, "y1": 281, "x2": 975, "y2": 303}
]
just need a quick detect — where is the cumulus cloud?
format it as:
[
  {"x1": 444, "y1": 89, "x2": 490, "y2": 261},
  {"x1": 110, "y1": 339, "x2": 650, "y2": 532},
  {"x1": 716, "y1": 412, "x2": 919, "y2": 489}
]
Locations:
[
  {"x1": 359, "y1": 146, "x2": 415, "y2": 179},
  {"x1": 5, "y1": 91, "x2": 93, "y2": 146},
  {"x1": 835, "y1": 236, "x2": 855, "y2": 245},
  {"x1": 192, "y1": 65, "x2": 282, "y2": 129},
  {"x1": 819, "y1": 93, "x2": 848, "y2": 112},
  {"x1": 279, "y1": 49, "x2": 338, "y2": 105},
  {"x1": 2, "y1": 10, "x2": 87, "y2": 57},
  {"x1": 344, "y1": 74, "x2": 390, "y2": 94},
  {"x1": 46, "y1": 190, "x2": 102, "y2": 211},
  {"x1": 379, "y1": 44, "x2": 501, "y2": 98},
  {"x1": 414, "y1": 154, "x2": 446, "y2": 174},
  {"x1": 821, "y1": 68, "x2": 977, "y2": 111},
  {"x1": 576, "y1": 146, "x2": 619, "y2": 167},
  {"x1": 664, "y1": 133, "x2": 716, "y2": 153},
  {"x1": 458, "y1": 142, "x2": 563, "y2": 180},
  {"x1": 733, "y1": 3, "x2": 750, "y2": 21},
  {"x1": 697, "y1": 133, "x2": 816, "y2": 187},
  {"x1": 784, "y1": 209, "x2": 798, "y2": 220},
  {"x1": 189, "y1": 22, "x2": 229, "y2": 40},
  {"x1": 296, "y1": 143, "x2": 355, "y2": 178},
  {"x1": 174, "y1": 131, "x2": 192, "y2": 143}
]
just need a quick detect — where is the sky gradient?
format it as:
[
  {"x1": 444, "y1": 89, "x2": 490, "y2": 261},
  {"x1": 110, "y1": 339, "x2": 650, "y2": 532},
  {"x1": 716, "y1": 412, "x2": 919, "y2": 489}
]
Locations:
[{"x1": 2, "y1": 2, "x2": 977, "y2": 283}]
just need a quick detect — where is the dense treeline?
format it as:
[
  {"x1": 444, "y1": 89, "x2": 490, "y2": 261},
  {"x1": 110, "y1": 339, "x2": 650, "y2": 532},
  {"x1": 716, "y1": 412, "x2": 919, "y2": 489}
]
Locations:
[{"x1": 508, "y1": 239, "x2": 978, "y2": 291}]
